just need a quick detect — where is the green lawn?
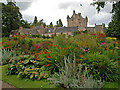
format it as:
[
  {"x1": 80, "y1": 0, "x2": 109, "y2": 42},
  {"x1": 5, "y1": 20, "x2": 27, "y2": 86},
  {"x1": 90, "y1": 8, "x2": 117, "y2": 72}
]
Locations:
[
  {"x1": 0, "y1": 65, "x2": 119, "y2": 89},
  {"x1": 0, "y1": 65, "x2": 57, "y2": 88}
]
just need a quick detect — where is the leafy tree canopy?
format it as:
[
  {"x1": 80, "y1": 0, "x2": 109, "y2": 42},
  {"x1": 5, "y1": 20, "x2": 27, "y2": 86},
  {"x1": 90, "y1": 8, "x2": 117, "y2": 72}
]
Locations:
[
  {"x1": 56, "y1": 19, "x2": 63, "y2": 27},
  {"x1": 91, "y1": 0, "x2": 120, "y2": 39},
  {"x1": 2, "y1": 1, "x2": 22, "y2": 37}
]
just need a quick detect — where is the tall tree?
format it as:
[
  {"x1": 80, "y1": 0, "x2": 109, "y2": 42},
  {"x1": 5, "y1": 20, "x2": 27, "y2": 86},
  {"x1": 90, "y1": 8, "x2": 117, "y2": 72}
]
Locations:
[
  {"x1": 33, "y1": 16, "x2": 38, "y2": 26},
  {"x1": 38, "y1": 19, "x2": 46, "y2": 28},
  {"x1": 91, "y1": 1, "x2": 120, "y2": 39},
  {"x1": 49, "y1": 22, "x2": 53, "y2": 28},
  {"x1": 2, "y1": 1, "x2": 22, "y2": 37},
  {"x1": 56, "y1": 19, "x2": 63, "y2": 27},
  {"x1": 20, "y1": 19, "x2": 31, "y2": 28}
]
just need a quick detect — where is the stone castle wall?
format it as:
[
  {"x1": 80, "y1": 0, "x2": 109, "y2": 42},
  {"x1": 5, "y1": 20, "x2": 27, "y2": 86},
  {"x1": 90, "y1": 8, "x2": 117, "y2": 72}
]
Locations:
[{"x1": 67, "y1": 10, "x2": 88, "y2": 27}]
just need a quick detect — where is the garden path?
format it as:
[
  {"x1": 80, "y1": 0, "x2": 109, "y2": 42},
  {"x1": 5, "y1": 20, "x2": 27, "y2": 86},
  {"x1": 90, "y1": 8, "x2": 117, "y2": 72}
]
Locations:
[{"x1": 0, "y1": 80, "x2": 18, "y2": 89}]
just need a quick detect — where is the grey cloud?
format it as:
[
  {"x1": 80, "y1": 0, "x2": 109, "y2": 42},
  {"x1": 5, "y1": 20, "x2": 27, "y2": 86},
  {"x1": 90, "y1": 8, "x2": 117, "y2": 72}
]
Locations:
[
  {"x1": 16, "y1": 0, "x2": 38, "y2": 11},
  {"x1": 59, "y1": 2, "x2": 80, "y2": 9},
  {"x1": 16, "y1": 2, "x2": 32, "y2": 11},
  {"x1": 22, "y1": 14, "x2": 34, "y2": 23},
  {"x1": 59, "y1": 1, "x2": 112, "y2": 26}
]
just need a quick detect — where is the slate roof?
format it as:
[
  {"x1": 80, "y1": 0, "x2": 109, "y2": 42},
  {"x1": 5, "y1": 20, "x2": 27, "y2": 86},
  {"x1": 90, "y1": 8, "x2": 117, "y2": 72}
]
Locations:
[{"x1": 11, "y1": 26, "x2": 41, "y2": 35}]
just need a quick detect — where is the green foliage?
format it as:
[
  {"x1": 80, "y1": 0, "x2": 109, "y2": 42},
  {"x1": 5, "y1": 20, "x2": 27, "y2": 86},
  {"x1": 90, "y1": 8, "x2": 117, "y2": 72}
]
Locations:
[
  {"x1": 92, "y1": 1, "x2": 120, "y2": 39},
  {"x1": 20, "y1": 19, "x2": 31, "y2": 28},
  {"x1": 56, "y1": 19, "x2": 63, "y2": 27},
  {"x1": 81, "y1": 52, "x2": 119, "y2": 81},
  {"x1": 6, "y1": 55, "x2": 51, "y2": 80},
  {"x1": 33, "y1": 16, "x2": 38, "y2": 26},
  {"x1": 2, "y1": 2, "x2": 22, "y2": 37},
  {"x1": 48, "y1": 56, "x2": 104, "y2": 88},
  {"x1": 73, "y1": 31, "x2": 81, "y2": 36},
  {"x1": 49, "y1": 22, "x2": 53, "y2": 28}
]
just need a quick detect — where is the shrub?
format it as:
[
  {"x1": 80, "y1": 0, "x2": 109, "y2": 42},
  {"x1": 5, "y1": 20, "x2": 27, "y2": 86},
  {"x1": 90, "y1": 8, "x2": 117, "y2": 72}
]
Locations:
[
  {"x1": 81, "y1": 52, "x2": 119, "y2": 81},
  {"x1": 6, "y1": 55, "x2": 51, "y2": 80},
  {"x1": 0, "y1": 49, "x2": 15, "y2": 65},
  {"x1": 48, "y1": 56, "x2": 104, "y2": 88}
]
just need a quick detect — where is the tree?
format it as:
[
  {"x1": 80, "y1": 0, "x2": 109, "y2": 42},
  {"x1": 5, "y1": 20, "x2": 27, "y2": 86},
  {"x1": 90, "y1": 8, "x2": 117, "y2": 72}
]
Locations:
[
  {"x1": 2, "y1": 1, "x2": 22, "y2": 37},
  {"x1": 38, "y1": 19, "x2": 46, "y2": 28},
  {"x1": 91, "y1": 1, "x2": 120, "y2": 39},
  {"x1": 20, "y1": 19, "x2": 31, "y2": 28},
  {"x1": 56, "y1": 19, "x2": 63, "y2": 27},
  {"x1": 33, "y1": 16, "x2": 38, "y2": 26},
  {"x1": 49, "y1": 22, "x2": 53, "y2": 28}
]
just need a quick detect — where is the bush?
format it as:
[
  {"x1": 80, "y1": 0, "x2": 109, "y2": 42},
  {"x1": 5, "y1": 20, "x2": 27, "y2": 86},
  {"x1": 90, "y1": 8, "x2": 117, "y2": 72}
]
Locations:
[
  {"x1": 81, "y1": 52, "x2": 119, "y2": 81},
  {"x1": 48, "y1": 56, "x2": 104, "y2": 88},
  {"x1": 6, "y1": 55, "x2": 51, "y2": 80}
]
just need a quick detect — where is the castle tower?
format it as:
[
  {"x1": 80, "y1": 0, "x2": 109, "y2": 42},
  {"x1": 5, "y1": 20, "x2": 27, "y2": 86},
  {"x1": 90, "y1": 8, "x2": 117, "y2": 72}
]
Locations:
[{"x1": 67, "y1": 10, "x2": 88, "y2": 28}]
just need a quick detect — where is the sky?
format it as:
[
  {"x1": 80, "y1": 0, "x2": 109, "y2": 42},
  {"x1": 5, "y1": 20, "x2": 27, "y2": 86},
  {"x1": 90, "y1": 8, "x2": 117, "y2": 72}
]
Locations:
[{"x1": 1, "y1": 0, "x2": 113, "y2": 27}]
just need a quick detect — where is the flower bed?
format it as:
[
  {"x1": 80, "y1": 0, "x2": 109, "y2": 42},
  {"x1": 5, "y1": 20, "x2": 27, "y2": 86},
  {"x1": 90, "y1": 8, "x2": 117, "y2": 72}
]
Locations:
[{"x1": 1, "y1": 33, "x2": 120, "y2": 88}]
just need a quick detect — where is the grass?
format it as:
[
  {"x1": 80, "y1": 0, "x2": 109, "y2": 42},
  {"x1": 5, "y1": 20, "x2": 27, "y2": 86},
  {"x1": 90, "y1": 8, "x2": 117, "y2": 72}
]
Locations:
[
  {"x1": 0, "y1": 65, "x2": 58, "y2": 88},
  {"x1": 0, "y1": 65, "x2": 119, "y2": 89}
]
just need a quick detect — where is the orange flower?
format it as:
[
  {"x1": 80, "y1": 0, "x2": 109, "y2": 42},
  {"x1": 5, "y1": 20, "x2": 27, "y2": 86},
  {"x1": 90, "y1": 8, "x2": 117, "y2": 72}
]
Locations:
[
  {"x1": 80, "y1": 54, "x2": 83, "y2": 58},
  {"x1": 46, "y1": 56, "x2": 51, "y2": 58},
  {"x1": 110, "y1": 49, "x2": 113, "y2": 51},
  {"x1": 43, "y1": 65, "x2": 46, "y2": 66},
  {"x1": 47, "y1": 52, "x2": 50, "y2": 54},
  {"x1": 33, "y1": 61, "x2": 36, "y2": 63},
  {"x1": 46, "y1": 64, "x2": 50, "y2": 66},
  {"x1": 73, "y1": 47, "x2": 77, "y2": 50},
  {"x1": 36, "y1": 58, "x2": 39, "y2": 60},
  {"x1": 34, "y1": 72, "x2": 37, "y2": 74},
  {"x1": 22, "y1": 61, "x2": 24, "y2": 63},
  {"x1": 63, "y1": 48, "x2": 65, "y2": 50},
  {"x1": 7, "y1": 46, "x2": 10, "y2": 48},
  {"x1": 68, "y1": 47, "x2": 70, "y2": 49}
]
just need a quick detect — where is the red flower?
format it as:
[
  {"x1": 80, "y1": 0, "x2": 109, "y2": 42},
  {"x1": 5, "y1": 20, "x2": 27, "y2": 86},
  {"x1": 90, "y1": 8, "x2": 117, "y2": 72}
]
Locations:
[
  {"x1": 57, "y1": 47, "x2": 60, "y2": 49},
  {"x1": 43, "y1": 65, "x2": 46, "y2": 66},
  {"x1": 117, "y1": 51, "x2": 119, "y2": 53},
  {"x1": 48, "y1": 44, "x2": 52, "y2": 47},
  {"x1": 34, "y1": 56, "x2": 37, "y2": 59},
  {"x1": 46, "y1": 64, "x2": 50, "y2": 66},
  {"x1": 44, "y1": 51, "x2": 47, "y2": 54},
  {"x1": 68, "y1": 47, "x2": 70, "y2": 49},
  {"x1": 43, "y1": 48, "x2": 46, "y2": 49},
  {"x1": 32, "y1": 51, "x2": 35, "y2": 54},
  {"x1": 63, "y1": 48, "x2": 65, "y2": 50},
  {"x1": 36, "y1": 58, "x2": 39, "y2": 60}
]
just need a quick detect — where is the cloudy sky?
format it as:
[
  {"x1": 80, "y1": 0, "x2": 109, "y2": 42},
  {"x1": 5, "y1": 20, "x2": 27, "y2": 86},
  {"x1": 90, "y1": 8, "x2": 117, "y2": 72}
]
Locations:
[{"x1": 1, "y1": 0, "x2": 113, "y2": 27}]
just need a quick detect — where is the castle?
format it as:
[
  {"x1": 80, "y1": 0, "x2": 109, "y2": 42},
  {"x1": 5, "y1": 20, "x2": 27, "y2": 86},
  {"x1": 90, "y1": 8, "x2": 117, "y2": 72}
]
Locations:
[{"x1": 11, "y1": 10, "x2": 105, "y2": 37}]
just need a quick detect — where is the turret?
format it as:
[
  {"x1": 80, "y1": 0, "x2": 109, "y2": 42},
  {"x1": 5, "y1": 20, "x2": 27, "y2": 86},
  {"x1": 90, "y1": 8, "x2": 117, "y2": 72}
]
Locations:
[
  {"x1": 85, "y1": 16, "x2": 88, "y2": 27},
  {"x1": 73, "y1": 10, "x2": 75, "y2": 15}
]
